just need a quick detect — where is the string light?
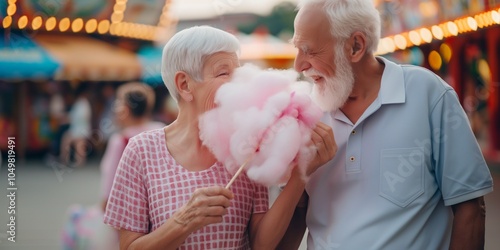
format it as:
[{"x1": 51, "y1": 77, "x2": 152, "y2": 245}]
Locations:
[
  {"x1": 467, "y1": 17, "x2": 478, "y2": 31},
  {"x1": 32, "y1": 16, "x2": 43, "y2": 30},
  {"x1": 71, "y1": 18, "x2": 83, "y2": 32},
  {"x1": 492, "y1": 11, "x2": 500, "y2": 24},
  {"x1": 420, "y1": 28, "x2": 433, "y2": 43},
  {"x1": 394, "y1": 34, "x2": 407, "y2": 50},
  {"x1": 7, "y1": 4, "x2": 16, "y2": 16},
  {"x1": 59, "y1": 17, "x2": 70, "y2": 32},
  {"x1": 85, "y1": 19, "x2": 98, "y2": 33},
  {"x1": 5, "y1": 1, "x2": 495, "y2": 43},
  {"x1": 98, "y1": 20, "x2": 110, "y2": 34},
  {"x1": 447, "y1": 21, "x2": 459, "y2": 36},
  {"x1": 431, "y1": 25, "x2": 444, "y2": 40},
  {"x1": 45, "y1": 17, "x2": 57, "y2": 31},
  {"x1": 2, "y1": 16, "x2": 12, "y2": 28},
  {"x1": 18, "y1": 15, "x2": 28, "y2": 29},
  {"x1": 409, "y1": 30, "x2": 422, "y2": 46}
]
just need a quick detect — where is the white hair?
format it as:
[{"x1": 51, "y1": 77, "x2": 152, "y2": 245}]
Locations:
[
  {"x1": 297, "y1": 0, "x2": 381, "y2": 53},
  {"x1": 161, "y1": 26, "x2": 240, "y2": 102}
]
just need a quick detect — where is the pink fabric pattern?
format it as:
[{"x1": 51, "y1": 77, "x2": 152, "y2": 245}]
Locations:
[
  {"x1": 103, "y1": 129, "x2": 269, "y2": 250},
  {"x1": 199, "y1": 64, "x2": 322, "y2": 186}
]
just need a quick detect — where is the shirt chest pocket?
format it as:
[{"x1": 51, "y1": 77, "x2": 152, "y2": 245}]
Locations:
[{"x1": 379, "y1": 147, "x2": 425, "y2": 207}]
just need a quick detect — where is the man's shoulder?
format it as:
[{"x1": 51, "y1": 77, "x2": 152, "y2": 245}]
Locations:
[{"x1": 399, "y1": 64, "x2": 452, "y2": 92}]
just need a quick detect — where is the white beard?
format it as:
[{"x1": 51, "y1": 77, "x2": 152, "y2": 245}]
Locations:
[{"x1": 306, "y1": 45, "x2": 354, "y2": 112}]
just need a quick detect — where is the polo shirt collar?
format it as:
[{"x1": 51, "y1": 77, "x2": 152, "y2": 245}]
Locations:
[
  {"x1": 330, "y1": 57, "x2": 406, "y2": 125},
  {"x1": 377, "y1": 56, "x2": 406, "y2": 105}
]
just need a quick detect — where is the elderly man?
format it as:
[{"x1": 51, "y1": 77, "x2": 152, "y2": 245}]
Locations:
[{"x1": 284, "y1": 0, "x2": 494, "y2": 249}]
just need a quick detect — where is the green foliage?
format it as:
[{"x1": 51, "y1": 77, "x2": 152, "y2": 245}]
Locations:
[{"x1": 237, "y1": 2, "x2": 297, "y2": 37}]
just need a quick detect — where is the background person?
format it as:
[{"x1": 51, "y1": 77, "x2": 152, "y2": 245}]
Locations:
[
  {"x1": 100, "y1": 82, "x2": 165, "y2": 212},
  {"x1": 61, "y1": 82, "x2": 164, "y2": 250},
  {"x1": 60, "y1": 83, "x2": 92, "y2": 167}
]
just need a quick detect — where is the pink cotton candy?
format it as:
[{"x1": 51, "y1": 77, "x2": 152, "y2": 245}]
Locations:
[{"x1": 199, "y1": 64, "x2": 323, "y2": 186}]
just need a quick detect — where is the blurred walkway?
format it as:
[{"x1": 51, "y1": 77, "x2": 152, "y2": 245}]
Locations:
[{"x1": 0, "y1": 159, "x2": 498, "y2": 249}]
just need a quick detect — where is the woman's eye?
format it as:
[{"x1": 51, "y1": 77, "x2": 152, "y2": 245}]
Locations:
[{"x1": 217, "y1": 72, "x2": 230, "y2": 77}]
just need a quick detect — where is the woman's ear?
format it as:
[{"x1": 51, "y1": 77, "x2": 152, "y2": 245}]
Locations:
[
  {"x1": 174, "y1": 71, "x2": 193, "y2": 102},
  {"x1": 348, "y1": 31, "x2": 367, "y2": 63}
]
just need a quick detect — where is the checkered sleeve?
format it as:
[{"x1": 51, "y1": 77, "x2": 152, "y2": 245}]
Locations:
[
  {"x1": 252, "y1": 182, "x2": 269, "y2": 214},
  {"x1": 103, "y1": 138, "x2": 150, "y2": 233}
]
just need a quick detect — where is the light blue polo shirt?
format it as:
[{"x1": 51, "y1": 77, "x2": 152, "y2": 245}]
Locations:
[{"x1": 305, "y1": 57, "x2": 493, "y2": 250}]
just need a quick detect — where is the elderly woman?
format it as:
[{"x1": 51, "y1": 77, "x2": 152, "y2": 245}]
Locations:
[{"x1": 103, "y1": 26, "x2": 334, "y2": 249}]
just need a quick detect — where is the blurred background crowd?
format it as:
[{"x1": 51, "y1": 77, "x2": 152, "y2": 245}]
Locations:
[
  {"x1": 1, "y1": 0, "x2": 499, "y2": 162},
  {"x1": 0, "y1": 0, "x2": 499, "y2": 249}
]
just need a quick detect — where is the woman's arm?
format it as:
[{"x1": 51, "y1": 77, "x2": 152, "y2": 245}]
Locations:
[
  {"x1": 249, "y1": 171, "x2": 307, "y2": 249},
  {"x1": 249, "y1": 123, "x2": 336, "y2": 249},
  {"x1": 118, "y1": 186, "x2": 234, "y2": 250},
  {"x1": 119, "y1": 220, "x2": 191, "y2": 250},
  {"x1": 276, "y1": 194, "x2": 308, "y2": 249}
]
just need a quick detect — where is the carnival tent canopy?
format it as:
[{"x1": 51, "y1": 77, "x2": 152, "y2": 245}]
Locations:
[
  {"x1": 34, "y1": 34, "x2": 142, "y2": 82},
  {"x1": 0, "y1": 30, "x2": 60, "y2": 80}
]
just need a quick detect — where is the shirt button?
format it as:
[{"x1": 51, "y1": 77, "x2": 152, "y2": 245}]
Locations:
[
  {"x1": 349, "y1": 156, "x2": 355, "y2": 162},
  {"x1": 351, "y1": 130, "x2": 356, "y2": 135}
]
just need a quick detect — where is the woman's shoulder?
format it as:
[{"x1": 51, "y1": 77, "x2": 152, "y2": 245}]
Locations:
[{"x1": 127, "y1": 128, "x2": 165, "y2": 149}]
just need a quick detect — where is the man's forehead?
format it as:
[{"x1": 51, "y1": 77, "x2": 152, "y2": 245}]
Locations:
[{"x1": 295, "y1": 3, "x2": 328, "y2": 25}]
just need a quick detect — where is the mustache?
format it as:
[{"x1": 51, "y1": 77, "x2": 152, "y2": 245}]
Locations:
[{"x1": 303, "y1": 69, "x2": 324, "y2": 78}]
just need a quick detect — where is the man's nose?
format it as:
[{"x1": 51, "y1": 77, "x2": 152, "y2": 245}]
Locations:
[{"x1": 294, "y1": 52, "x2": 311, "y2": 73}]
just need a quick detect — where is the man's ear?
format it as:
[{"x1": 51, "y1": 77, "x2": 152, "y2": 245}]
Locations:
[
  {"x1": 348, "y1": 31, "x2": 367, "y2": 63},
  {"x1": 174, "y1": 71, "x2": 193, "y2": 102}
]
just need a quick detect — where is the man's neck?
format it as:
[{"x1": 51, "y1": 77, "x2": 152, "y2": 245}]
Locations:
[{"x1": 340, "y1": 55, "x2": 385, "y2": 124}]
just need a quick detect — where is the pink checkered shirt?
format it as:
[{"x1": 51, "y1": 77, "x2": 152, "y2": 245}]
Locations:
[{"x1": 103, "y1": 129, "x2": 269, "y2": 249}]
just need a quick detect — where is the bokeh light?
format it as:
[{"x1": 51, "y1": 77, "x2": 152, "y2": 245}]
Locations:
[
  {"x1": 71, "y1": 18, "x2": 84, "y2": 32},
  {"x1": 420, "y1": 28, "x2": 433, "y2": 43},
  {"x1": 98, "y1": 20, "x2": 110, "y2": 34},
  {"x1": 394, "y1": 34, "x2": 407, "y2": 50},
  {"x1": 440, "y1": 43, "x2": 452, "y2": 63},
  {"x1": 59, "y1": 18, "x2": 70, "y2": 32},
  {"x1": 85, "y1": 19, "x2": 98, "y2": 33},
  {"x1": 447, "y1": 21, "x2": 459, "y2": 36},
  {"x1": 409, "y1": 31, "x2": 422, "y2": 46},
  {"x1": 2, "y1": 16, "x2": 12, "y2": 28},
  {"x1": 429, "y1": 51, "x2": 443, "y2": 71},
  {"x1": 467, "y1": 17, "x2": 478, "y2": 31},
  {"x1": 478, "y1": 59, "x2": 491, "y2": 83},
  {"x1": 7, "y1": 4, "x2": 17, "y2": 16},
  {"x1": 32, "y1": 16, "x2": 43, "y2": 30},
  {"x1": 18, "y1": 15, "x2": 28, "y2": 29},
  {"x1": 45, "y1": 17, "x2": 57, "y2": 31},
  {"x1": 431, "y1": 25, "x2": 444, "y2": 40}
]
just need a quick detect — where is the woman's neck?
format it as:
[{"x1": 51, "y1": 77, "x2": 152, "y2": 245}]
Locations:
[{"x1": 165, "y1": 109, "x2": 217, "y2": 171}]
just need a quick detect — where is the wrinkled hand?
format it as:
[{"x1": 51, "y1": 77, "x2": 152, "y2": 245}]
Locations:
[
  {"x1": 307, "y1": 122, "x2": 337, "y2": 176},
  {"x1": 172, "y1": 186, "x2": 234, "y2": 231}
]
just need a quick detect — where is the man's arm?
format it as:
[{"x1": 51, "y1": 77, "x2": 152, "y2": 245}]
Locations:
[
  {"x1": 276, "y1": 192, "x2": 308, "y2": 250},
  {"x1": 449, "y1": 197, "x2": 486, "y2": 250}
]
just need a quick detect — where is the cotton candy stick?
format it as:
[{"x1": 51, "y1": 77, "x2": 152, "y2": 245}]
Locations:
[{"x1": 225, "y1": 157, "x2": 252, "y2": 189}]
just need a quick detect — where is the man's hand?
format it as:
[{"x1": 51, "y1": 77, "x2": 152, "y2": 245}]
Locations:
[{"x1": 307, "y1": 122, "x2": 337, "y2": 176}]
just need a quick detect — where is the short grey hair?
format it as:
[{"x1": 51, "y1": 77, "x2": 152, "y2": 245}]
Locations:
[
  {"x1": 161, "y1": 26, "x2": 240, "y2": 102},
  {"x1": 297, "y1": 0, "x2": 381, "y2": 53}
]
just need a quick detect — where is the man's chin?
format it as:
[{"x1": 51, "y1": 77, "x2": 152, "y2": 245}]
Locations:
[{"x1": 311, "y1": 94, "x2": 339, "y2": 112}]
